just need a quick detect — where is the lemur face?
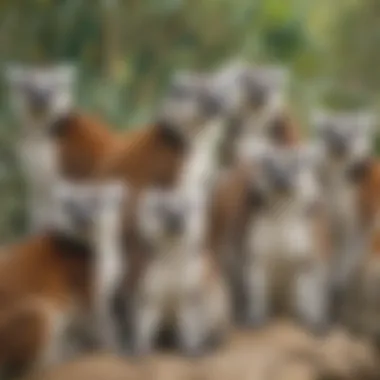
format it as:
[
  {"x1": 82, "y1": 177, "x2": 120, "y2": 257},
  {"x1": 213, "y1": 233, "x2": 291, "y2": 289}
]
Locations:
[
  {"x1": 51, "y1": 180, "x2": 125, "y2": 242},
  {"x1": 312, "y1": 110, "x2": 376, "y2": 164},
  {"x1": 138, "y1": 188, "x2": 205, "y2": 245},
  {"x1": 250, "y1": 143, "x2": 319, "y2": 203},
  {"x1": 241, "y1": 65, "x2": 289, "y2": 113},
  {"x1": 157, "y1": 70, "x2": 224, "y2": 138},
  {"x1": 5, "y1": 63, "x2": 76, "y2": 128},
  {"x1": 213, "y1": 61, "x2": 289, "y2": 118}
]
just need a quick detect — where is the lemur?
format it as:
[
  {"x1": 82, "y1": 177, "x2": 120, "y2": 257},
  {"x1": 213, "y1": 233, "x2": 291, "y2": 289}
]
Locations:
[
  {"x1": 6, "y1": 64, "x2": 74, "y2": 232},
  {"x1": 96, "y1": 69, "x2": 225, "y2": 189},
  {"x1": 5, "y1": 64, "x2": 226, "y2": 341},
  {"x1": 132, "y1": 187, "x2": 231, "y2": 356},
  {"x1": 97, "y1": 70, "x2": 228, "y2": 343},
  {"x1": 339, "y1": 158, "x2": 380, "y2": 341},
  {"x1": 212, "y1": 60, "x2": 300, "y2": 167},
  {"x1": 206, "y1": 63, "x2": 301, "y2": 319},
  {"x1": 241, "y1": 142, "x2": 330, "y2": 332},
  {"x1": 311, "y1": 110, "x2": 377, "y2": 318},
  {"x1": 0, "y1": 180, "x2": 126, "y2": 378}
]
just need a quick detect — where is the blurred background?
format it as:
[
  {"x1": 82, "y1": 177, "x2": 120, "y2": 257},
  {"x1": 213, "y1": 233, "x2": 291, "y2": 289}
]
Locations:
[{"x1": 0, "y1": 0, "x2": 379, "y2": 242}]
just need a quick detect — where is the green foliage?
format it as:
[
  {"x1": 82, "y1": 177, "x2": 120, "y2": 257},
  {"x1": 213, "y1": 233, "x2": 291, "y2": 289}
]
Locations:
[{"x1": 0, "y1": 0, "x2": 379, "y2": 241}]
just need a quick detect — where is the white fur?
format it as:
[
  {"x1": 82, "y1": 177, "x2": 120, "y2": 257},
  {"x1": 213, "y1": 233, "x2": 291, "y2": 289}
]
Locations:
[
  {"x1": 18, "y1": 134, "x2": 60, "y2": 232},
  {"x1": 212, "y1": 60, "x2": 251, "y2": 115},
  {"x1": 310, "y1": 110, "x2": 376, "y2": 292},
  {"x1": 86, "y1": 182, "x2": 126, "y2": 352},
  {"x1": 134, "y1": 110, "x2": 230, "y2": 354},
  {"x1": 90, "y1": 199, "x2": 125, "y2": 351},
  {"x1": 319, "y1": 157, "x2": 366, "y2": 293},
  {"x1": 179, "y1": 117, "x2": 225, "y2": 192},
  {"x1": 236, "y1": 94, "x2": 285, "y2": 164},
  {"x1": 178, "y1": 117, "x2": 226, "y2": 253},
  {"x1": 7, "y1": 64, "x2": 76, "y2": 232},
  {"x1": 133, "y1": 244, "x2": 229, "y2": 355},
  {"x1": 159, "y1": 71, "x2": 210, "y2": 134},
  {"x1": 243, "y1": 169, "x2": 328, "y2": 329},
  {"x1": 135, "y1": 163, "x2": 229, "y2": 355},
  {"x1": 28, "y1": 299, "x2": 77, "y2": 373},
  {"x1": 50, "y1": 181, "x2": 127, "y2": 352},
  {"x1": 232, "y1": 64, "x2": 289, "y2": 165},
  {"x1": 7, "y1": 64, "x2": 75, "y2": 128}
]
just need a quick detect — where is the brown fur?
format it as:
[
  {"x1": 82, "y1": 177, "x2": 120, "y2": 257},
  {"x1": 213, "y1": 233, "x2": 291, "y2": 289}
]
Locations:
[
  {"x1": 0, "y1": 233, "x2": 93, "y2": 375},
  {"x1": 207, "y1": 126, "x2": 304, "y2": 321},
  {"x1": 52, "y1": 112, "x2": 186, "y2": 187},
  {"x1": 208, "y1": 109, "x2": 303, "y2": 259},
  {"x1": 96, "y1": 124, "x2": 187, "y2": 189},
  {"x1": 52, "y1": 112, "x2": 121, "y2": 179},
  {"x1": 311, "y1": 201, "x2": 334, "y2": 261},
  {"x1": 52, "y1": 115, "x2": 189, "y2": 313},
  {"x1": 267, "y1": 110, "x2": 303, "y2": 147},
  {"x1": 357, "y1": 159, "x2": 380, "y2": 230},
  {"x1": 220, "y1": 109, "x2": 302, "y2": 167},
  {"x1": 339, "y1": 159, "x2": 380, "y2": 345},
  {"x1": 132, "y1": 242, "x2": 231, "y2": 354},
  {"x1": 206, "y1": 165, "x2": 252, "y2": 260}
]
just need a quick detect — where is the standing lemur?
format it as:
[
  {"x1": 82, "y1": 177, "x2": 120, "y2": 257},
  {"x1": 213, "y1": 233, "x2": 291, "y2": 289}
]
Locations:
[
  {"x1": 133, "y1": 186, "x2": 231, "y2": 356},
  {"x1": 311, "y1": 110, "x2": 377, "y2": 320},
  {"x1": 0, "y1": 179, "x2": 127, "y2": 378},
  {"x1": 241, "y1": 142, "x2": 330, "y2": 332}
]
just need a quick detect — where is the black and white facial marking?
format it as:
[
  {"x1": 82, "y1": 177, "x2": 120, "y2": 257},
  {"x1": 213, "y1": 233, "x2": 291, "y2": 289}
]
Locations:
[
  {"x1": 138, "y1": 188, "x2": 206, "y2": 246},
  {"x1": 157, "y1": 70, "x2": 224, "y2": 139},
  {"x1": 311, "y1": 110, "x2": 376, "y2": 164},
  {"x1": 250, "y1": 144, "x2": 320, "y2": 206},
  {"x1": 213, "y1": 61, "x2": 289, "y2": 117},
  {"x1": 51, "y1": 180, "x2": 126, "y2": 243},
  {"x1": 211, "y1": 60, "x2": 250, "y2": 116},
  {"x1": 5, "y1": 63, "x2": 76, "y2": 130},
  {"x1": 241, "y1": 65, "x2": 288, "y2": 113},
  {"x1": 138, "y1": 189, "x2": 186, "y2": 244}
]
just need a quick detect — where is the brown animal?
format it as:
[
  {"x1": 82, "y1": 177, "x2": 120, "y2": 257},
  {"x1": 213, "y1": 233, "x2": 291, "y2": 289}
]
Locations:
[
  {"x1": 0, "y1": 181, "x2": 127, "y2": 378},
  {"x1": 132, "y1": 187, "x2": 231, "y2": 356},
  {"x1": 5, "y1": 64, "x2": 127, "y2": 232},
  {"x1": 212, "y1": 61, "x2": 301, "y2": 167},
  {"x1": 341, "y1": 159, "x2": 380, "y2": 340},
  {"x1": 310, "y1": 110, "x2": 377, "y2": 319},
  {"x1": 206, "y1": 64, "x2": 303, "y2": 322},
  {"x1": 6, "y1": 65, "x2": 221, "y2": 232},
  {"x1": 239, "y1": 144, "x2": 330, "y2": 331}
]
